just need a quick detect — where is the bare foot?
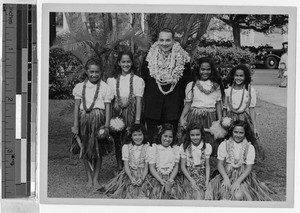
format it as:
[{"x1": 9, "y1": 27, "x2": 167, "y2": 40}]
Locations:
[
  {"x1": 93, "y1": 180, "x2": 100, "y2": 188},
  {"x1": 86, "y1": 180, "x2": 93, "y2": 188}
]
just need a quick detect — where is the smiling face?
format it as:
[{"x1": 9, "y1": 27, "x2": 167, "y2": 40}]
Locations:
[
  {"x1": 131, "y1": 130, "x2": 144, "y2": 146},
  {"x1": 234, "y1": 69, "x2": 245, "y2": 86},
  {"x1": 189, "y1": 129, "x2": 202, "y2": 146},
  {"x1": 118, "y1": 54, "x2": 133, "y2": 75},
  {"x1": 199, "y1": 62, "x2": 211, "y2": 81},
  {"x1": 158, "y1": 31, "x2": 174, "y2": 53},
  {"x1": 161, "y1": 130, "x2": 173, "y2": 147},
  {"x1": 232, "y1": 126, "x2": 246, "y2": 143},
  {"x1": 86, "y1": 65, "x2": 101, "y2": 84}
]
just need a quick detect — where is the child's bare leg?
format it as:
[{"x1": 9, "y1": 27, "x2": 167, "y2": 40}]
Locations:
[
  {"x1": 93, "y1": 157, "x2": 102, "y2": 188},
  {"x1": 83, "y1": 159, "x2": 93, "y2": 187}
]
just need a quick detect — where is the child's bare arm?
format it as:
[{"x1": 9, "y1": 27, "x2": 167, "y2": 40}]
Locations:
[
  {"x1": 216, "y1": 100, "x2": 222, "y2": 120},
  {"x1": 169, "y1": 163, "x2": 179, "y2": 182},
  {"x1": 124, "y1": 160, "x2": 134, "y2": 181},
  {"x1": 135, "y1": 96, "x2": 142, "y2": 124},
  {"x1": 218, "y1": 159, "x2": 230, "y2": 188},
  {"x1": 180, "y1": 158, "x2": 193, "y2": 182},
  {"x1": 104, "y1": 103, "x2": 111, "y2": 128},
  {"x1": 72, "y1": 99, "x2": 81, "y2": 134},
  {"x1": 141, "y1": 162, "x2": 149, "y2": 181},
  {"x1": 205, "y1": 157, "x2": 210, "y2": 185},
  {"x1": 180, "y1": 102, "x2": 192, "y2": 127},
  {"x1": 149, "y1": 164, "x2": 166, "y2": 185},
  {"x1": 231, "y1": 164, "x2": 252, "y2": 192}
]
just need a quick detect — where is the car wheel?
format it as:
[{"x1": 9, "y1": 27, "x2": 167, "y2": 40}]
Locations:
[{"x1": 264, "y1": 56, "x2": 278, "y2": 69}]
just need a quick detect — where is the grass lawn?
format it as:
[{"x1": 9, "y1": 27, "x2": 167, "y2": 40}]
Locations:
[{"x1": 47, "y1": 99, "x2": 287, "y2": 200}]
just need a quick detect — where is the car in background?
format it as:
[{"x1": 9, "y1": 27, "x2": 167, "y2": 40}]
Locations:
[{"x1": 255, "y1": 42, "x2": 288, "y2": 69}]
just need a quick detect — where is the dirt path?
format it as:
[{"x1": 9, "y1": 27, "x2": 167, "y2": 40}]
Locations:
[{"x1": 48, "y1": 99, "x2": 287, "y2": 200}]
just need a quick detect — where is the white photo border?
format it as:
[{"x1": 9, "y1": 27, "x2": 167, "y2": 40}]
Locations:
[{"x1": 40, "y1": 3, "x2": 296, "y2": 207}]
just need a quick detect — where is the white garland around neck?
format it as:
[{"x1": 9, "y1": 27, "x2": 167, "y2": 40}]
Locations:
[{"x1": 146, "y1": 41, "x2": 190, "y2": 95}]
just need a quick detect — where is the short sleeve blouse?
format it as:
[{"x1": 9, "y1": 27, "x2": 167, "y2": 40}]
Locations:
[
  {"x1": 122, "y1": 143, "x2": 149, "y2": 167},
  {"x1": 185, "y1": 80, "x2": 222, "y2": 108},
  {"x1": 217, "y1": 139, "x2": 255, "y2": 165},
  {"x1": 72, "y1": 80, "x2": 114, "y2": 110},
  {"x1": 147, "y1": 144, "x2": 180, "y2": 166},
  {"x1": 107, "y1": 74, "x2": 145, "y2": 98},
  {"x1": 224, "y1": 86, "x2": 256, "y2": 110},
  {"x1": 180, "y1": 142, "x2": 212, "y2": 161}
]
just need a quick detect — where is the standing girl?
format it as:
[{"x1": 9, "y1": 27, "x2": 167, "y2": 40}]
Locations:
[
  {"x1": 224, "y1": 64, "x2": 263, "y2": 158},
  {"x1": 147, "y1": 124, "x2": 182, "y2": 199},
  {"x1": 99, "y1": 124, "x2": 150, "y2": 199},
  {"x1": 72, "y1": 58, "x2": 113, "y2": 188},
  {"x1": 107, "y1": 51, "x2": 145, "y2": 171},
  {"x1": 180, "y1": 57, "x2": 224, "y2": 156},
  {"x1": 206, "y1": 120, "x2": 273, "y2": 201},
  {"x1": 180, "y1": 123, "x2": 212, "y2": 200}
]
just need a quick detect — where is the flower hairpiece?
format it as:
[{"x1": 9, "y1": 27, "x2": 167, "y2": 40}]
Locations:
[{"x1": 157, "y1": 125, "x2": 163, "y2": 134}]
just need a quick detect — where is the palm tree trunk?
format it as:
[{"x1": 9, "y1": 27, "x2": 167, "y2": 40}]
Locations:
[{"x1": 111, "y1": 13, "x2": 118, "y2": 42}]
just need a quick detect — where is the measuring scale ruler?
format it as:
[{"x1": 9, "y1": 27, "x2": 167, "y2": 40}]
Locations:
[{"x1": 2, "y1": 4, "x2": 37, "y2": 198}]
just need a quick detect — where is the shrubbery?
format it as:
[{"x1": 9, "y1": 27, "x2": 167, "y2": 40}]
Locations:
[
  {"x1": 49, "y1": 48, "x2": 83, "y2": 99},
  {"x1": 49, "y1": 41, "x2": 258, "y2": 99},
  {"x1": 193, "y1": 46, "x2": 256, "y2": 88}
]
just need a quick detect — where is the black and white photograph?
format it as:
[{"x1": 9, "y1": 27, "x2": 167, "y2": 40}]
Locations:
[{"x1": 40, "y1": 3, "x2": 296, "y2": 207}]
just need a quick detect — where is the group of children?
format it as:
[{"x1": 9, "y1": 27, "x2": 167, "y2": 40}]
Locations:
[{"x1": 72, "y1": 51, "x2": 272, "y2": 200}]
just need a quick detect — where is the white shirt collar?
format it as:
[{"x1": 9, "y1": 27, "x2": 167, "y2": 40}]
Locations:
[
  {"x1": 191, "y1": 142, "x2": 203, "y2": 151},
  {"x1": 157, "y1": 144, "x2": 171, "y2": 151}
]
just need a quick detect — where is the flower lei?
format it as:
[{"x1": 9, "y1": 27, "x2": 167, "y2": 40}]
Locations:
[
  {"x1": 82, "y1": 80, "x2": 101, "y2": 113},
  {"x1": 186, "y1": 144, "x2": 206, "y2": 189},
  {"x1": 116, "y1": 73, "x2": 134, "y2": 109},
  {"x1": 146, "y1": 41, "x2": 190, "y2": 95},
  {"x1": 195, "y1": 80, "x2": 219, "y2": 95},
  {"x1": 186, "y1": 143, "x2": 205, "y2": 168},
  {"x1": 155, "y1": 145, "x2": 175, "y2": 175},
  {"x1": 128, "y1": 143, "x2": 148, "y2": 170},
  {"x1": 227, "y1": 84, "x2": 252, "y2": 113},
  {"x1": 226, "y1": 138, "x2": 248, "y2": 168}
]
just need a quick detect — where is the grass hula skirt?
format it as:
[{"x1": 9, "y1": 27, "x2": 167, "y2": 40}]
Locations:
[
  {"x1": 147, "y1": 173, "x2": 183, "y2": 199},
  {"x1": 79, "y1": 109, "x2": 106, "y2": 160},
  {"x1": 181, "y1": 147, "x2": 207, "y2": 200},
  {"x1": 186, "y1": 107, "x2": 219, "y2": 156},
  {"x1": 226, "y1": 111, "x2": 265, "y2": 160},
  {"x1": 101, "y1": 168, "x2": 151, "y2": 199},
  {"x1": 101, "y1": 144, "x2": 151, "y2": 199},
  {"x1": 206, "y1": 164, "x2": 274, "y2": 201},
  {"x1": 205, "y1": 140, "x2": 273, "y2": 201}
]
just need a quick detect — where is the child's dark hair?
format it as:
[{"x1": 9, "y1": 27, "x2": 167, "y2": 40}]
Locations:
[
  {"x1": 228, "y1": 120, "x2": 255, "y2": 144},
  {"x1": 80, "y1": 57, "x2": 103, "y2": 81},
  {"x1": 113, "y1": 51, "x2": 136, "y2": 78},
  {"x1": 152, "y1": 123, "x2": 176, "y2": 147},
  {"x1": 227, "y1": 64, "x2": 252, "y2": 90},
  {"x1": 191, "y1": 56, "x2": 225, "y2": 98},
  {"x1": 125, "y1": 124, "x2": 148, "y2": 145},
  {"x1": 183, "y1": 123, "x2": 206, "y2": 151}
]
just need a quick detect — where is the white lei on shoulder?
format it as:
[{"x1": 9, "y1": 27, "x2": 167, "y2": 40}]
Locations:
[{"x1": 146, "y1": 41, "x2": 190, "y2": 95}]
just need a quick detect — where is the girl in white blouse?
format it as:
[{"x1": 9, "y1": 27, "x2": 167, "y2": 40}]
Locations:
[
  {"x1": 224, "y1": 64, "x2": 264, "y2": 159},
  {"x1": 180, "y1": 57, "x2": 224, "y2": 157},
  {"x1": 180, "y1": 123, "x2": 212, "y2": 200},
  {"x1": 147, "y1": 124, "x2": 182, "y2": 199},
  {"x1": 206, "y1": 120, "x2": 273, "y2": 200},
  {"x1": 72, "y1": 58, "x2": 113, "y2": 188},
  {"x1": 107, "y1": 51, "x2": 145, "y2": 171},
  {"x1": 98, "y1": 124, "x2": 150, "y2": 199}
]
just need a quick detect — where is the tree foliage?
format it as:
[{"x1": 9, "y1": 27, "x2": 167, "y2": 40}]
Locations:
[{"x1": 217, "y1": 14, "x2": 288, "y2": 47}]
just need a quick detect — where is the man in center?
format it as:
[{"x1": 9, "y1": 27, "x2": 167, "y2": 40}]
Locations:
[{"x1": 141, "y1": 28, "x2": 192, "y2": 140}]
